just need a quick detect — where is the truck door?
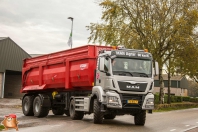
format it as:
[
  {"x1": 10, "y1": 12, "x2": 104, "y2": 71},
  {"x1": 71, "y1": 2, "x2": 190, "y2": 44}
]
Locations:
[{"x1": 95, "y1": 57, "x2": 110, "y2": 88}]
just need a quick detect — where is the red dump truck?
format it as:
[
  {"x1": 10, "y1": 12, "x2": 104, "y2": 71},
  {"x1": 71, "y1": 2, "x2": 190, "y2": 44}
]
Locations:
[{"x1": 21, "y1": 45, "x2": 159, "y2": 125}]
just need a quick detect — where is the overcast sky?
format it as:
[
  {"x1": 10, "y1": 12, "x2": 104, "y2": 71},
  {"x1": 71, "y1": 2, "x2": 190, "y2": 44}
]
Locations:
[{"x1": 0, "y1": 0, "x2": 102, "y2": 54}]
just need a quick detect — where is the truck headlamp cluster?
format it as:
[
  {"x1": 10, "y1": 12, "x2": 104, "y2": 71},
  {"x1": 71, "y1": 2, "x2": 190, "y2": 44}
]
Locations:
[
  {"x1": 108, "y1": 96, "x2": 119, "y2": 105},
  {"x1": 145, "y1": 98, "x2": 154, "y2": 109}
]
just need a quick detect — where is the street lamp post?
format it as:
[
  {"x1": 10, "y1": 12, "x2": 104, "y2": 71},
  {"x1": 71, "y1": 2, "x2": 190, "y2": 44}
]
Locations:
[{"x1": 67, "y1": 17, "x2": 74, "y2": 48}]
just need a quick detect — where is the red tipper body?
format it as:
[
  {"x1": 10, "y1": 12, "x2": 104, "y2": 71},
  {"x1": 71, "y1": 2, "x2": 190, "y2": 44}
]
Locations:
[{"x1": 21, "y1": 45, "x2": 112, "y2": 93}]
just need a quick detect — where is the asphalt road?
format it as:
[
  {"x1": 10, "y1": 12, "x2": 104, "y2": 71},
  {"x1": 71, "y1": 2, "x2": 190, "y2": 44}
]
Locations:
[{"x1": 0, "y1": 107, "x2": 198, "y2": 132}]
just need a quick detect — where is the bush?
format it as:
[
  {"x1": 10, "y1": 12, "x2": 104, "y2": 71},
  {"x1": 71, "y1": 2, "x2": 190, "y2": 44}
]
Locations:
[
  {"x1": 154, "y1": 94, "x2": 159, "y2": 104},
  {"x1": 176, "y1": 96, "x2": 182, "y2": 102},
  {"x1": 154, "y1": 102, "x2": 198, "y2": 111},
  {"x1": 164, "y1": 95, "x2": 168, "y2": 103},
  {"x1": 167, "y1": 96, "x2": 182, "y2": 103},
  {"x1": 183, "y1": 96, "x2": 190, "y2": 101},
  {"x1": 154, "y1": 94, "x2": 180, "y2": 104},
  {"x1": 154, "y1": 94, "x2": 198, "y2": 104},
  {"x1": 171, "y1": 96, "x2": 176, "y2": 103},
  {"x1": 189, "y1": 97, "x2": 198, "y2": 103}
]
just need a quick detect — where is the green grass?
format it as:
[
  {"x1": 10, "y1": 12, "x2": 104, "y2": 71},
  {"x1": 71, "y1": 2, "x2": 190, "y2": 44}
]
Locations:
[
  {"x1": 0, "y1": 125, "x2": 5, "y2": 131},
  {"x1": 154, "y1": 102, "x2": 198, "y2": 112},
  {"x1": 154, "y1": 106, "x2": 198, "y2": 112}
]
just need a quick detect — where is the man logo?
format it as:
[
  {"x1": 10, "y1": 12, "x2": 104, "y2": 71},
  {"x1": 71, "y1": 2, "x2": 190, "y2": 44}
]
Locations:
[
  {"x1": 126, "y1": 85, "x2": 140, "y2": 89},
  {"x1": 80, "y1": 64, "x2": 87, "y2": 70}
]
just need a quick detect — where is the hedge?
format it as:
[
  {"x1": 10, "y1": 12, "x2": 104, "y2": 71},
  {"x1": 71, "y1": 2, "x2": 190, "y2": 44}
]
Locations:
[
  {"x1": 189, "y1": 98, "x2": 198, "y2": 103},
  {"x1": 182, "y1": 96, "x2": 190, "y2": 101},
  {"x1": 155, "y1": 102, "x2": 198, "y2": 110},
  {"x1": 154, "y1": 94, "x2": 197, "y2": 104}
]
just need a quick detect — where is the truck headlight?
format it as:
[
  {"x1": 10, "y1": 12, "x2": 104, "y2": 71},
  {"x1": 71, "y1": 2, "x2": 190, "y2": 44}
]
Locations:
[
  {"x1": 146, "y1": 98, "x2": 154, "y2": 105},
  {"x1": 145, "y1": 98, "x2": 154, "y2": 109},
  {"x1": 108, "y1": 96, "x2": 119, "y2": 105}
]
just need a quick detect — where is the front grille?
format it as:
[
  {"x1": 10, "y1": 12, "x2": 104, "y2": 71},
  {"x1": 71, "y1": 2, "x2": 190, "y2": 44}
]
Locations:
[
  {"x1": 120, "y1": 94, "x2": 143, "y2": 109},
  {"x1": 118, "y1": 81, "x2": 147, "y2": 92}
]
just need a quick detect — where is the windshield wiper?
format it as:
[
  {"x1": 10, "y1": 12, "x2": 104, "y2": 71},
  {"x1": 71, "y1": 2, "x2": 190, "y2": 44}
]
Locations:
[
  {"x1": 119, "y1": 71, "x2": 133, "y2": 76},
  {"x1": 132, "y1": 72, "x2": 148, "y2": 77}
]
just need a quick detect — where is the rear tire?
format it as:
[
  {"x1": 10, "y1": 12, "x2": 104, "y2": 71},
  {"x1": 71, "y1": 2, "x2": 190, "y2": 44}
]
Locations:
[
  {"x1": 69, "y1": 99, "x2": 84, "y2": 120},
  {"x1": 104, "y1": 113, "x2": 116, "y2": 119},
  {"x1": 93, "y1": 99, "x2": 104, "y2": 124},
  {"x1": 33, "y1": 96, "x2": 49, "y2": 117},
  {"x1": 134, "y1": 110, "x2": 146, "y2": 126},
  {"x1": 52, "y1": 107, "x2": 64, "y2": 115},
  {"x1": 22, "y1": 96, "x2": 34, "y2": 116}
]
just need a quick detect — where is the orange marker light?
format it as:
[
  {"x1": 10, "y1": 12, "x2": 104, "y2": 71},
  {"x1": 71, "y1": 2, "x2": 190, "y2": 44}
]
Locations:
[
  {"x1": 112, "y1": 46, "x2": 117, "y2": 50},
  {"x1": 144, "y1": 49, "x2": 148, "y2": 52}
]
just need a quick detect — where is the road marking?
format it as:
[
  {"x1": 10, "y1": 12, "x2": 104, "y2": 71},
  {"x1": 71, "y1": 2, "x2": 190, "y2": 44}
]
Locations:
[
  {"x1": 170, "y1": 129, "x2": 176, "y2": 131},
  {"x1": 183, "y1": 126, "x2": 197, "y2": 132},
  {"x1": 186, "y1": 125, "x2": 190, "y2": 127},
  {"x1": 50, "y1": 125, "x2": 61, "y2": 127}
]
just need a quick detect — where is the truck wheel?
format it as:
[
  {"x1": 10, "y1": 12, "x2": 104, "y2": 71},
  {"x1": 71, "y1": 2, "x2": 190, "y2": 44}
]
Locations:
[
  {"x1": 33, "y1": 96, "x2": 49, "y2": 117},
  {"x1": 52, "y1": 107, "x2": 64, "y2": 115},
  {"x1": 134, "y1": 110, "x2": 146, "y2": 126},
  {"x1": 22, "y1": 96, "x2": 34, "y2": 116},
  {"x1": 104, "y1": 114, "x2": 116, "y2": 119},
  {"x1": 93, "y1": 99, "x2": 104, "y2": 124},
  {"x1": 64, "y1": 110, "x2": 70, "y2": 116},
  {"x1": 69, "y1": 99, "x2": 84, "y2": 120}
]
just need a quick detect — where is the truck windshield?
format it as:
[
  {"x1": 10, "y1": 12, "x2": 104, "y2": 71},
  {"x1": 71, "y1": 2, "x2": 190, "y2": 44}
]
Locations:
[{"x1": 112, "y1": 58, "x2": 152, "y2": 77}]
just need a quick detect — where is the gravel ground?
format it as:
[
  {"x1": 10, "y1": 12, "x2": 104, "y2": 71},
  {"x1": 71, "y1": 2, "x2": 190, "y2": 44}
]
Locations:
[{"x1": 0, "y1": 98, "x2": 22, "y2": 108}]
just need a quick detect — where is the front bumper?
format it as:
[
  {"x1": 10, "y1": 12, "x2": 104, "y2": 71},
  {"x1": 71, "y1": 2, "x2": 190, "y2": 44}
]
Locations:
[{"x1": 105, "y1": 91, "x2": 154, "y2": 110}]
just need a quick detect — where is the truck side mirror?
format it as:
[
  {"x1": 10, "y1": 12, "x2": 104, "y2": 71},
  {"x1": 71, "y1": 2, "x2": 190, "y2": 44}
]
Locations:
[
  {"x1": 110, "y1": 55, "x2": 116, "y2": 59},
  {"x1": 155, "y1": 61, "x2": 159, "y2": 76},
  {"x1": 99, "y1": 57, "x2": 105, "y2": 71}
]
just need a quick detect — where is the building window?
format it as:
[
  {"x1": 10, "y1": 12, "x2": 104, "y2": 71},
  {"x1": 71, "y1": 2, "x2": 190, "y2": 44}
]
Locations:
[
  {"x1": 164, "y1": 80, "x2": 168, "y2": 87},
  {"x1": 171, "y1": 80, "x2": 177, "y2": 88},
  {"x1": 178, "y1": 81, "x2": 180, "y2": 88},
  {"x1": 154, "y1": 80, "x2": 159, "y2": 87}
]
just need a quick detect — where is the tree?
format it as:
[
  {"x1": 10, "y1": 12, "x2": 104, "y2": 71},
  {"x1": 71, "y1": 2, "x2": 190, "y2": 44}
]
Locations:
[
  {"x1": 174, "y1": 34, "x2": 198, "y2": 80},
  {"x1": 188, "y1": 80, "x2": 198, "y2": 97},
  {"x1": 164, "y1": 32, "x2": 198, "y2": 103},
  {"x1": 87, "y1": 0, "x2": 198, "y2": 103}
]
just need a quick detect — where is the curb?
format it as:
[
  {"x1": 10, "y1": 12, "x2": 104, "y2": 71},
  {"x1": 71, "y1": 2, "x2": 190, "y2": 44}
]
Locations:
[{"x1": 0, "y1": 105, "x2": 22, "y2": 108}]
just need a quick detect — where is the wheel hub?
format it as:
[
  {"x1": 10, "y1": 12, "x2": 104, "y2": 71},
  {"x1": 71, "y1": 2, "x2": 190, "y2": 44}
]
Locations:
[
  {"x1": 35, "y1": 102, "x2": 39, "y2": 112},
  {"x1": 24, "y1": 101, "x2": 28, "y2": 111}
]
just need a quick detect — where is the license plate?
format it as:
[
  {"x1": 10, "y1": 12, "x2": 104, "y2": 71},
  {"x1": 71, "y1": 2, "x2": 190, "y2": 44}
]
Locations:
[{"x1": 127, "y1": 100, "x2": 138, "y2": 104}]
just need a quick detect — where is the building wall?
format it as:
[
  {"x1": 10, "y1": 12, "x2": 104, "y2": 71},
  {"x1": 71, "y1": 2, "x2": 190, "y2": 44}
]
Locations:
[
  {"x1": 180, "y1": 77, "x2": 189, "y2": 89},
  {"x1": 0, "y1": 37, "x2": 30, "y2": 98},
  {"x1": 154, "y1": 80, "x2": 181, "y2": 88},
  {"x1": 0, "y1": 38, "x2": 31, "y2": 72},
  {"x1": 182, "y1": 89, "x2": 188, "y2": 96},
  {"x1": 153, "y1": 87, "x2": 188, "y2": 96},
  {"x1": 0, "y1": 72, "x2": 3, "y2": 98},
  {"x1": 4, "y1": 74, "x2": 24, "y2": 98}
]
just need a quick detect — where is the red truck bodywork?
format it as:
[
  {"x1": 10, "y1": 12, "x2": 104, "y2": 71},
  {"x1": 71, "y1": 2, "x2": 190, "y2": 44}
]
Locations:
[{"x1": 21, "y1": 45, "x2": 112, "y2": 93}]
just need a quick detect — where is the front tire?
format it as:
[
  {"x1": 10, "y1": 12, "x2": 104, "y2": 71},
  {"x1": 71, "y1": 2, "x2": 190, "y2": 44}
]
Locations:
[
  {"x1": 69, "y1": 99, "x2": 84, "y2": 120},
  {"x1": 134, "y1": 110, "x2": 146, "y2": 126},
  {"x1": 22, "y1": 96, "x2": 34, "y2": 116},
  {"x1": 93, "y1": 99, "x2": 104, "y2": 124},
  {"x1": 33, "y1": 96, "x2": 49, "y2": 117}
]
